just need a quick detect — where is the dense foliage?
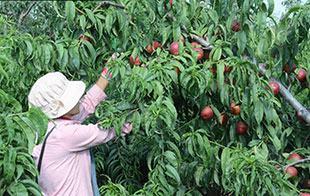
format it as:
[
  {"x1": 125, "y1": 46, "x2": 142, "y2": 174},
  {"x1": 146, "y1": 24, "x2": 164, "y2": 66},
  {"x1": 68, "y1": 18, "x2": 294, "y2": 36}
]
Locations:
[{"x1": 1, "y1": 0, "x2": 310, "y2": 195}]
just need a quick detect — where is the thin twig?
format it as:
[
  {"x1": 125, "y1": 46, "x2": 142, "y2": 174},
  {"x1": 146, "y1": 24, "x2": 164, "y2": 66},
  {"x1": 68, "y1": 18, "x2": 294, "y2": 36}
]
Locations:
[
  {"x1": 277, "y1": 157, "x2": 310, "y2": 171},
  {"x1": 18, "y1": 2, "x2": 37, "y2": 26},
  {"x1": 94, "y1": 1, "x2": 125, "y2": 12},
  {"x1": 288, "y1": 76, "x2": 292, "y2": 91},
  {"x1": 166, "y1": 12, "x2": 214, "y2": 50}
]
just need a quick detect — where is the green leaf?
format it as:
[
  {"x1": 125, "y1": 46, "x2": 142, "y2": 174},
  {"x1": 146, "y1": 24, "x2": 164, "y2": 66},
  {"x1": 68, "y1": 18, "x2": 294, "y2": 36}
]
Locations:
[
  {"x1": 3, "y1": 147, "x2": 16, "y2": 185},
  {"x1": 24, "y1": 40, "x2": 33, "y2": 58},
  {"x1": 15, "y1": 183, "x2": 28, "y2": 196},
  {"x1": 212, "y1": 47, "x2": 222, "y2": 61},
  {"x1": 65, "y1": 1, "x2": 75, "y2": 26},
  {"x1": 242, "y1": 0, "x2": 249, "y2": 15},
  {"x1": 165, "y1": 164, "x2": 181, "y2": 185},
  {"x1": 194, "y1": 166, "x2": 204, "y2": 186},
  {"x1": 132, "y1": 111, "x2": 141, "y2": 134},
  {"x1": 217, "y1": 62, "x2": 224, "y2": 90},
  {"x1": 69, "y1": 46, "x2": 80, "y2": 70},
  {"x1": 13, "y1": 117, "x2": 35, "y2": 154},
  {"x1": 254, "y1": 101, "x2": 264, "y2": 124},
  {"x1": 208, "y1": 10, "x2": 218, "y2": 24},
  {"x1": 257, "y1": 39, "x2": 266, "y2": 58},
  {"x1": 105, "y1": 12, "x2": 113, "y2": 34},
  {"x1": 82, "y1": 40, "x2": 96, "y2": 63},
  {"x1": 79, "y1": 15, "x2": 86, "y2": 31},
  {"x1": 237, "y1": 31, "x2": 247, "y2": 55},
  {"x1": 267, "y1": 0, "x2": 275, "y2": 16},
  {"x1": 85, "y1": 8, "x2": 96, "y2": 25}
]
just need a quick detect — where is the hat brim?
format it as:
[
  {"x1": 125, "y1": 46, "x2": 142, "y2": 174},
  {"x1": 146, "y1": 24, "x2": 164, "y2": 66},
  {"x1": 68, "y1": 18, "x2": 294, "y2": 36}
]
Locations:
[{"x1": 47, "y1": 80, "x2": 86, "y2": 119}]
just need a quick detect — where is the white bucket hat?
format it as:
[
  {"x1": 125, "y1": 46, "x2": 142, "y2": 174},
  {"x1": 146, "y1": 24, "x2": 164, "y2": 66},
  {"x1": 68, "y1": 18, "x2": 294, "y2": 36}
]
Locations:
[{"x1": 28, "y1": 72, "x2": 86, "y2": 119}]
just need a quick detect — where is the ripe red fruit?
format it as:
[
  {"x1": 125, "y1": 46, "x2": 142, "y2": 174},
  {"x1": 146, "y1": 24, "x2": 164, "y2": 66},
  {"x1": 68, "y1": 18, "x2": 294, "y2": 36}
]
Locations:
[
  {"x1": 283, "y1": 63, "x2": 296, "y2": 73},
  {"x1": 288, "y1": 153, "x2": 302, "y2": 161},
  {"x1": 230, "y1": 102, "x2": 241, "y2": 115},
  {"x1": 192, "y1": 48, "x2": 204, "y2": 61},
  {"x1": 232, "y1": 19, "x2": 241, "y2": 32},
  {"x1": 285, "y1": 166, "x2": 298, "y2": 177},
  {"x1": 297, "y1": 69, "x2": 307, "y2": 82},
  {"x1": 146, "y1": 44, "x2": 153, "y2": 53},
  {"x1": 216, "y1": 114, "x2": 228, "y2": 126},
  {"x1": 146, "y1": 41, "x2": 162, "y2": 54},
  {"x1": 236, "y1": 122, "x2": 247, "y2": 134},
  {"x1": 299, "y1": 193, "x2": 310, "y2": 196},
  {"x1": 170, "y1": 0, "x2": 172, "y2": 6},
  {"x1": 266, "y1": 81, "x2": 280, "y2": 95},
  {"x1": 201, "y1": 106, "x2": 214, "y2": 120},
  {"x1": 130, "y1": 55, "x2": 141, "y2": 65},
  {"x1": 79, "y1": 34, "x2": 93, "y2": 43},
  {"x1": 170, "y1": 42, "x2": 179, "y2": 55}
]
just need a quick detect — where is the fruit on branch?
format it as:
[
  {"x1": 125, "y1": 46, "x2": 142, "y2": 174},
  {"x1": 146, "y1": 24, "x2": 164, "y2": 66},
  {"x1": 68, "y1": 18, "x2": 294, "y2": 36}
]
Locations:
[
  {"x1": 288, "y1": 153, "x2": 302, "y2": 161},
  {"x1": 283, "y1": 63, "x2": 296, "y2": 73},
  {"x1": 299, "y1": 194, "x2": 310, "y2": 196},
  {"x1": 266, "y1": 81, "x2": 280, "y2": 95},
  {"x1": 79, "y1": 34, "x2": 93, "y2": 43},
  {"x1": 192, "y1": 48, "x2": 204, "y2": 61},
  {"x1": 232, "y1": 19, "x2": 241, "y2": 32},
  {"x1": 146, "y1": 41, "x2": 162, "y2": 54},
  {"x1": 285, "y1": 166, "x2": 298, "y2": 177},
  {"x1": 130, "y1": 55, "x2": 141, "y2": 65},
  {"x1": 230, "y1": 102, "x2": 241, "y2": 115},
  {"x1": 201, "y1": 106, "x2": 214, "y2": 120},
  {"x1": 297, "y1": 69, "x2": 307, "y2": 82},
  {"x1": 170, "y1": 42, "x2": 179, "y2": 55},
  {"x1": 236, "y1": 122, "x2": 247, "y2": 134},
  {"x1": 216, "y1": 114, "x2": 228, "y2": 126}
]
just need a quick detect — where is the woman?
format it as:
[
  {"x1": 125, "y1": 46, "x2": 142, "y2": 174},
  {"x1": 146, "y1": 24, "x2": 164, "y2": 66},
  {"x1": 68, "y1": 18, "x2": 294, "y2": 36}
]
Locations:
[{"x1": 29, "y1": 55, "x2": 132, "y2": 196}]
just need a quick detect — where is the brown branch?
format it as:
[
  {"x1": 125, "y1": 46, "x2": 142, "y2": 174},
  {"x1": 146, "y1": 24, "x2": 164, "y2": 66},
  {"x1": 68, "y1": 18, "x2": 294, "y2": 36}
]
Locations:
[
  {"x1": 256, "y1": 62, "x2": 310, "y2": 125},
  {"x1": 166, "y1": 12, "x2": 214, "y2": 50},
  {"x1": 18, "y1": 2, "x2": 37, "y2": 26},
  {"x1": 94, "y1": 1, "x2": 125, "y2": 12},
  {"x1": 77, "y1": 2, "x2": 310, "y2": 125},
  {"x1": 277, "y1": 157, "x2": 310, "y2": 171}
]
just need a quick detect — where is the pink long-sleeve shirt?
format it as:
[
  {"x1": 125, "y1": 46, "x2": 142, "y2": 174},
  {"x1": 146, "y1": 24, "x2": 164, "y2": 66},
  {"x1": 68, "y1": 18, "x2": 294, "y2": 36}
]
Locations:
[{"x1": 32, "y1": 84, "x2": 131, "y2": 196}]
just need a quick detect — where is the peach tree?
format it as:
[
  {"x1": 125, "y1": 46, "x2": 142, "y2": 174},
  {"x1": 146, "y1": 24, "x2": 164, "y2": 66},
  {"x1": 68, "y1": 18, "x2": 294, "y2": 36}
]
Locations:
[{"x1": 1, "y1": 0, "x2": 310, "y2": 195}]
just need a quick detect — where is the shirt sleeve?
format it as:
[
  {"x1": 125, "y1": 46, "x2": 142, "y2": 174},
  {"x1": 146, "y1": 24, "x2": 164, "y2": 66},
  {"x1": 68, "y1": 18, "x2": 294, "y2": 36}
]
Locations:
[
  {"x1": 72, "y1": 84, "x2": 107, "y2": 122},
  {"x1": 61, "y1": 124, "x2": 116, "y2": 152}
]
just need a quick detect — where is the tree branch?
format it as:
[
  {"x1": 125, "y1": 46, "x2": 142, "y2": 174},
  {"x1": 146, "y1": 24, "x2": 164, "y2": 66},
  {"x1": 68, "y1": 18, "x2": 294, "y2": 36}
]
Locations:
[
  {"x1": 80, "y1": 2, "x2": 310, "y2": 125},
  {"x1": 277, "y1": 157, "x2": 310, "y2": 171},
  {"x1": 256, "y1": 62, "x2": 310, "y2": 125},
  {"x1": 94, "y1": 1, "x2": 125, "y2": 11},
  {"x1": 18, "y1": 2, "x2": 37, "y2": 26},
  {"x1": 166, "y1": 12, "x2": 214, "y2": 50}
]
